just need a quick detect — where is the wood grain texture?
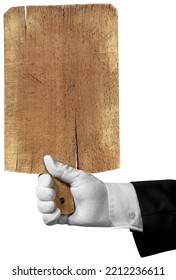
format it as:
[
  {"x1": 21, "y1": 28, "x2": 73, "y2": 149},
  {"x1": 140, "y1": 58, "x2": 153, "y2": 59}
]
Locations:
[{"x1": 4, "y1": 5, "x2": 119, "y2": 213}]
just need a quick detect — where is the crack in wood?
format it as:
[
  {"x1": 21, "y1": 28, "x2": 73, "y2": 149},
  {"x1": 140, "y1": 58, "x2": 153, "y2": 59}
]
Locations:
[
  {"x1": 75, "y1": 111, "x2": 79, "y2": 170},
  {"x1": 27, "y1": 73, "x2": 44, "y2": 85},
  {"x1": 24, "y1": 6, "x2": 27, "y2": 36}
]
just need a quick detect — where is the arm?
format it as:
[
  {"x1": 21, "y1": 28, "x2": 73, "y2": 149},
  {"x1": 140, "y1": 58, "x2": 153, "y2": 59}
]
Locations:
[
  {"x1": 36, "y1": 155, "x2": 142, "y2": 231},
  {"x1": 36, "y1": 156, "x2": 176, "y2": 257},
  {"x1": 131, "y1": 180, "x2": 176, "y2": 257}
]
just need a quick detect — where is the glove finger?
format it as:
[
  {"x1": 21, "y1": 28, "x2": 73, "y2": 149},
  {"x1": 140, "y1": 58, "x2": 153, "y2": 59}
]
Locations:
[
  {"x1": 44, "y1": 155, "x2": 81, "y2": 184},
  {"x1": 38, "y1": 173, "x2": 53, "y2": 188},
  {"x1": 43, "y1": 208, "x2": 61, "y2": 225},
  {"x1": 36, "y1": 186, "x2": 56, "y2": 201},
  {"x1": 37, "y1": 201, "x2": 56, "y2": 214}
]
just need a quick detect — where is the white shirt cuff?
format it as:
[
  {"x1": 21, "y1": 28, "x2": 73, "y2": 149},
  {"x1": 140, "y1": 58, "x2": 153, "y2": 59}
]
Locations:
[{"x1": 106, "y1": 183, "x2": 143, "y2": 232}]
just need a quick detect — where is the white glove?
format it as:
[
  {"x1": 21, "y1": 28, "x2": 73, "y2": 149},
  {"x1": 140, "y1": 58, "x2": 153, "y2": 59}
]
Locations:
[
  {"x1": 36, "y1": 155, "x2": 111, "y2": 227},
  {"x1": 36, "y1": 155, "x2": 142, "y2": 231}
]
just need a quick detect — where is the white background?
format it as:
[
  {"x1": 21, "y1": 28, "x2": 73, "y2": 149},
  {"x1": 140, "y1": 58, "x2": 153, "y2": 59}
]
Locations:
[{"x1": 1, "y1": 0, "x2": 176, "y2": 279}]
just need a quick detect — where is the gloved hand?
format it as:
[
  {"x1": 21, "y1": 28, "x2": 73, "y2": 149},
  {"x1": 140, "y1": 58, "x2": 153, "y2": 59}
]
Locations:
[
  {"x1": 36, "y1": 155, "x2": 112, "y2": 227},
  {"x1": 36, "y1": 155, "x2": 142, "y2": 231}
]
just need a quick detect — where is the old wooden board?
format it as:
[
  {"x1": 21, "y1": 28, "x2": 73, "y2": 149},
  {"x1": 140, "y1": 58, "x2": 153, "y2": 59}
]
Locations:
[{"x1": 4, "y1": 4, "x2": 119, "y2": 214}]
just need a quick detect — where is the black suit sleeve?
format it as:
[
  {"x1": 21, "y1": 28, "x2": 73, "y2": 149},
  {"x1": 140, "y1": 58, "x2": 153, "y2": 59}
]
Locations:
[{"x1": 131, "y1": 180, "x2": 176, "y2": 257}]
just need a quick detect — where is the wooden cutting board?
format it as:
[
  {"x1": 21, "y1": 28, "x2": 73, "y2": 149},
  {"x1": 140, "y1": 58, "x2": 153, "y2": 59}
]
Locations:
[{"x1": 4, "y1": 4, "x2": 119, "y2": 214}]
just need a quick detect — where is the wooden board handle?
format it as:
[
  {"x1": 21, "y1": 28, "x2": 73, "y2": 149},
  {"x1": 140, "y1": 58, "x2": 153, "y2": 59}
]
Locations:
[{"x1": 52, "y1": 177, "x2": 75, "y2": 215}]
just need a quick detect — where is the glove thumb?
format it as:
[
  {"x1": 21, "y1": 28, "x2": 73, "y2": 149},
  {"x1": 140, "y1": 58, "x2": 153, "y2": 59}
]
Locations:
[{"x1": 44, "y1": 155, "x2": 80, "y2": 185}]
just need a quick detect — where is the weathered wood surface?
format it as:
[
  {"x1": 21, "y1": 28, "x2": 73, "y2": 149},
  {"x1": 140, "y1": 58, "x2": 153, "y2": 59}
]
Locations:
[{"x1": 4, "y1": 5, "x2": 119, "y2": 214}]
